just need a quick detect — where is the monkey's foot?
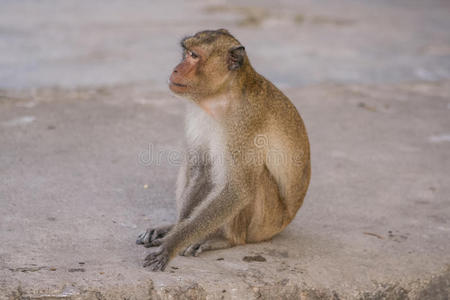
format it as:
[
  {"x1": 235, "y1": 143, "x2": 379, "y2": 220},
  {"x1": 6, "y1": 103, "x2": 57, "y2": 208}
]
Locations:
[
  {"x1": 143, "y1": 246, "x2": 170, "y2": 271},
  {"x1": 181, "y1": 237, "x2": 232, "y2": 257},
  {"x1": 136, "y1": 224, "x2": 173, "y2": 248}
]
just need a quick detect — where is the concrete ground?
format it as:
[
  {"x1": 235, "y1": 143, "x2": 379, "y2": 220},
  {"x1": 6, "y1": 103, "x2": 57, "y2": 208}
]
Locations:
[{"x1": 1, "y1": 0, "x2": 450, "y2": 299}]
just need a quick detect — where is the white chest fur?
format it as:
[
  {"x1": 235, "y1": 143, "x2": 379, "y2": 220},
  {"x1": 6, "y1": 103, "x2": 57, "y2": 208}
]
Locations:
[{"x1": 185, "y1": 104, "x2": 227, "y2": 183}]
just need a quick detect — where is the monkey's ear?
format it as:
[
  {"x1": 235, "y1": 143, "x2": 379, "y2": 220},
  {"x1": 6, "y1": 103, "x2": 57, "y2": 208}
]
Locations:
[
  {"x1": 228, "y1": 45, "x2": 245, "y2": 71},
  {"x1": 217, "y1": 28, "x2": 230, "y2": 34}
]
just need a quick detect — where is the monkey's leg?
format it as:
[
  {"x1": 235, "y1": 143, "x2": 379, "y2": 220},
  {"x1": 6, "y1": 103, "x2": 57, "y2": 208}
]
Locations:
[
  {"x1": 181, "y1": 236, "x2": 232, "y2": 257},
  {"x1": 136, "y1": 224, "x2": 173, "y2": 248}
]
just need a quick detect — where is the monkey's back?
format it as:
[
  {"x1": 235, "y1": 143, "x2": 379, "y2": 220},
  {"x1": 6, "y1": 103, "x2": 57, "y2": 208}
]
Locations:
[{"x1": 225, "y1": 73, "x2": 311, "y2": 244}]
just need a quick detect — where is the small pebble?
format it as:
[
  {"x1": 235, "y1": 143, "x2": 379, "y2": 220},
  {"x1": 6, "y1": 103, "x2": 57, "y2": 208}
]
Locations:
[{"x1": 68, "y1": 268, "x2": 85, "y2": 272}]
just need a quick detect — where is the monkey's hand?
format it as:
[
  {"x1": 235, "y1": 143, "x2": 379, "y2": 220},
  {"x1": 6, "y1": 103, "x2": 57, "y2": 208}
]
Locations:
[
  {"x1": 143, "y1": 245, "x2": 170, "y2": 271},
  {"x1": 136, "y1": 225, "x2": 173, "y2": 248}
]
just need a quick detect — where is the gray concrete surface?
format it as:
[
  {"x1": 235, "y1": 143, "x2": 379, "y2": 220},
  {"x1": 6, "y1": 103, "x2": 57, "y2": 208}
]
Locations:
[{"x1": 1, "y1": 0, "x2": 450, "y2": 299}]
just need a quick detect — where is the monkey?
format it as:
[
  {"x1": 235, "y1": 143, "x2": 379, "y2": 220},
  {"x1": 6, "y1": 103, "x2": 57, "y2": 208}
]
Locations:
[{"x1": 136, "y1": 29, "x2": 310, "y2": 271}]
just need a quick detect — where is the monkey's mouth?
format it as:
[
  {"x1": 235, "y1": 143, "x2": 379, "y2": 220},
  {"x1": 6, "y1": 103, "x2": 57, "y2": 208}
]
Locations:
[{"x1": 169, "y1": 81, "x2": 187, "y2": 88}]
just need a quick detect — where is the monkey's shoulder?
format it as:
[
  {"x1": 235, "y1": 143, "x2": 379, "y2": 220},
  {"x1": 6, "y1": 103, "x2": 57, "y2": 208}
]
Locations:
[{"x1": 249, "y1": 75, "x2": 300, "y2": 114}]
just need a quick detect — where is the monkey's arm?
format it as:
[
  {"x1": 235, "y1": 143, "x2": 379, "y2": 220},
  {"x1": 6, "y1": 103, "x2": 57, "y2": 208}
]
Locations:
[
  {"x1": 176, "y1": 162, "x2": 212, "y2": 222},
  {"x1": 137, "y1": 155, "x2": 211, "y2": 248},
  {"x1": 144, "y1": 175, "x2": 253, "y2": 271}
]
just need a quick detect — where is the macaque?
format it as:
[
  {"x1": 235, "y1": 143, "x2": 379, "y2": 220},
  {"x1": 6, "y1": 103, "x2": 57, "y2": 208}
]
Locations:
[{"x1": 136, "y1": 29, "x2": 310, "y2": 271}]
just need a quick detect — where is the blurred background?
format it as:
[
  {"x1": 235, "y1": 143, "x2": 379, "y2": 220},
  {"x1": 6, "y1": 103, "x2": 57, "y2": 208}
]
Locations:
[
  {"x1": 1, "y1": 1, "x2": 450, "y2": 297},
  {"x1": 1, "y1": 0, "x2": 450, "y2": 90}
]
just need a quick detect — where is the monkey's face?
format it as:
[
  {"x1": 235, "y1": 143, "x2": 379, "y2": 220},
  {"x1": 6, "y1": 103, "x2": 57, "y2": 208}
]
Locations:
[
  {"x1": 169, "y1": 29, "x2": 246, "y2": 101},
  {"x1": 168, "y1": 46, "x2": 206, "y2": 96}
]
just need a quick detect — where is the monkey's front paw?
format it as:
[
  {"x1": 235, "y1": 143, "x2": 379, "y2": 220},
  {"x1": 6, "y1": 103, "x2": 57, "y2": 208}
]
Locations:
[
  {"x1": 181, "y1": 243, "x2": 205, "y2": 257},
  {"x1": 143, "y1": 246, "x2": 170, "y2": 271},
  {"x1": 136, "y1": 228, "x2": 165, "y2": 248}
]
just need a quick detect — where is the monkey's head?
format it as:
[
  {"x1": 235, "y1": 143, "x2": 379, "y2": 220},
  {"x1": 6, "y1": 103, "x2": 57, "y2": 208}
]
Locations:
[{"x1": 169, "y1": 29, "x2": 247, "y2": 101}]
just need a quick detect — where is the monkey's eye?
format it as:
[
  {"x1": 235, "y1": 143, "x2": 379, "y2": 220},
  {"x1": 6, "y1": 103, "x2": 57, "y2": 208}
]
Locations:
[
  {"x1": 185, "y1": 50, "x2": 199, "y2": 59},
  {"x1": 190, "y1": 51, "x2": 199, "y2": 59}
]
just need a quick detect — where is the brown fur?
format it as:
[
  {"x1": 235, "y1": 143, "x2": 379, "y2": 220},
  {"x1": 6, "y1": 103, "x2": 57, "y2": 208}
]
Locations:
[{"x1": 136, "y1": 29, "x2": 311, "y2": 271}]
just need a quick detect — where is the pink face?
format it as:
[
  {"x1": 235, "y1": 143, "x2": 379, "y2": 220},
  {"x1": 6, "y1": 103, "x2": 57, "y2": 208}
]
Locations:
[{"x1": 169, "y1": 49, "x2": 201, "y2": 94}]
